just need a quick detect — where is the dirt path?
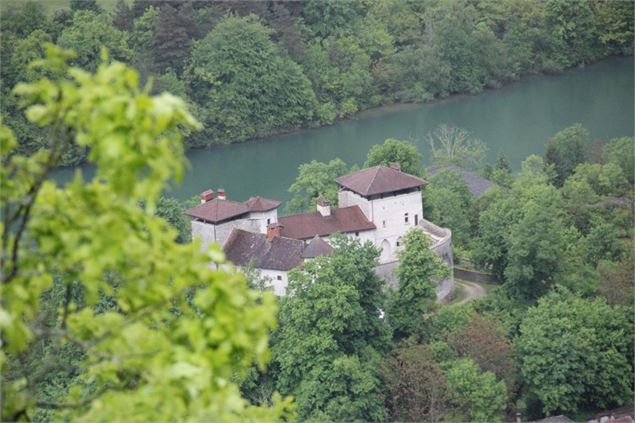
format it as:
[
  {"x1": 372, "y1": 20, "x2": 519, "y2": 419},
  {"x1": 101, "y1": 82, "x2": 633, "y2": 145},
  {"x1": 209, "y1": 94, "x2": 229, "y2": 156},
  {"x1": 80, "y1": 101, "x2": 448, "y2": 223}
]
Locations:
[{"x1": 455, "y1": 280, "x2": 487, "y2": 305}]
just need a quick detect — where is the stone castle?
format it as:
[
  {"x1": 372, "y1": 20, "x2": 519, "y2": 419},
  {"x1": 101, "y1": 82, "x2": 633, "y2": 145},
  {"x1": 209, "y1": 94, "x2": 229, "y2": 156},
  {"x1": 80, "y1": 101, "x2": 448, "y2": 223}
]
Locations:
[{"x1": 185, "y1": 164, "x2": 454, "y2": 301}]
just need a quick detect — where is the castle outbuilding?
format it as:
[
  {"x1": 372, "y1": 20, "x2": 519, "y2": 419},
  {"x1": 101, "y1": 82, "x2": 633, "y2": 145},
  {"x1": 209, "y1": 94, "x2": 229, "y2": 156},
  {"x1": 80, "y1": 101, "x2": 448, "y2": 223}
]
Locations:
[{"x1": 185, "y1": 164, "x2": 454, "y2": 301}]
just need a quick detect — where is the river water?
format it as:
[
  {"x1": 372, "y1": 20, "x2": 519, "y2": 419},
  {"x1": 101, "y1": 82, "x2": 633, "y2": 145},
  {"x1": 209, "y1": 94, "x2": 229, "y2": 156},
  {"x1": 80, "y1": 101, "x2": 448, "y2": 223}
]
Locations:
[{"x1": 53, "y1": 56, "x2": 634, "y2": 203}]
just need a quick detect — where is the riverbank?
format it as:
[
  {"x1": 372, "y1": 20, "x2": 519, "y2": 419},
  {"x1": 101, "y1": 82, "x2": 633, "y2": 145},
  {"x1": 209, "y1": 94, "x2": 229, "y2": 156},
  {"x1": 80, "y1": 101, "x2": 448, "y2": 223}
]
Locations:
[
  {"x1": 180, "y1": 54, "x2": 633, "y2": 157},
  {"x1": 51, "y1": 55, "x2": 634, "y2": 203}
]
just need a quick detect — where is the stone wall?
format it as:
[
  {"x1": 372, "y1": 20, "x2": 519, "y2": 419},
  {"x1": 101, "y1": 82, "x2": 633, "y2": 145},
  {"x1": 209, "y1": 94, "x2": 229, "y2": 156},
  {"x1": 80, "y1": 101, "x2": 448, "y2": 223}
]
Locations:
[
  {"x1": 454, "y1": 267, "x2": 500, "y2": 284},
  {"x1": 375, "y1": 219, "x2": 454, "y2": 303},
  {"x1": 191, "y1": 218, "x2": 260, "y2": 251},
  {"x1": 259, "y1": 268, "x2": 289, "y2": 296}
]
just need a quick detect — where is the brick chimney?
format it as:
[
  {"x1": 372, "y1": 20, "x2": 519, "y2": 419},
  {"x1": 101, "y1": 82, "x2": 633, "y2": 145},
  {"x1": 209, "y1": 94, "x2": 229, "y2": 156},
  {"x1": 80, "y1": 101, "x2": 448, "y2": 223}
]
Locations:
[
  {"x1": 267, "y1": 222, "x2": 283, "y2": 241},
  {"x1": 200, "y1": 189, "x2": 214, "y2": 203},
  {"x1": 217, "y1": 188, "x2": 226, "y2": 200},
  {"x1": 389, "y1": 162, "x2": 401, "y2": 172},
  {"x1": 317, "y1": 198, "x2": 331, "y2": 217}
]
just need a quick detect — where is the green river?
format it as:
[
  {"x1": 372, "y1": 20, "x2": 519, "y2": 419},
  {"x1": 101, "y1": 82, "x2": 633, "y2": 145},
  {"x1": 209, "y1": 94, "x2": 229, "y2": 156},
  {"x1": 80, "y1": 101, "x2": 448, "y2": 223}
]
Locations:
[{"x1": 53, "y1": 56, "x2": 634, "y2": 203}]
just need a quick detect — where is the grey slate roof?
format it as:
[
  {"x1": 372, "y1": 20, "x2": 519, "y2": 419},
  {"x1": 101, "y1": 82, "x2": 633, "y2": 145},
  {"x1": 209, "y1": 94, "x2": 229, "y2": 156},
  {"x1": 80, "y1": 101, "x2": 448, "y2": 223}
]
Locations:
[
  {"x1": 223, "y1": 229, "x2": 305, "y2": 271},
  {"x1": 426, "y1": 164, "x2": 493, "y2": 198},
  {"x1": 301, "y1": 235, "x2": 333, "y2": 259},
  {"x1": 336, "y1": 166, "x2": 427, "y2": 197}
]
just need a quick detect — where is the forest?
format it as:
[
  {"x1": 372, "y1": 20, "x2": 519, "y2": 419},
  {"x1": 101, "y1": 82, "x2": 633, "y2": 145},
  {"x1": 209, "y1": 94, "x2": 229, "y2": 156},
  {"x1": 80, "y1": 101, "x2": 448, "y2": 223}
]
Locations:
[
  {"x1": 228, "y1": 126, "x2": 635, "y2": 421},
  {"x1": 1, "y1": 0, "x2": 633, "y2": 165},
  {"x1": 1, "y1": 0, "x2": 634, "y2": 422}
]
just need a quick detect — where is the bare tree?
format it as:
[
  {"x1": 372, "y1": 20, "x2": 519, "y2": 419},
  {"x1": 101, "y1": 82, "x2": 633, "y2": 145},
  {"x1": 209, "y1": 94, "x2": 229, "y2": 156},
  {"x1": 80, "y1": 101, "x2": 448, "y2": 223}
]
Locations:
[{"x1": 427, "y1": 124, "x2": 488, "y2": 171}]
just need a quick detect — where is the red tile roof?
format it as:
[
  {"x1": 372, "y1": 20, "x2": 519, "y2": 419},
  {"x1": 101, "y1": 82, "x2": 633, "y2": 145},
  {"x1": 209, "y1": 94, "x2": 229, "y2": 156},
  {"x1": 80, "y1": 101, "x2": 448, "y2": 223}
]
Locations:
[
  {"x1": 279, "y1": 206, "x2": 376, "y2": 240},
  {"x1": 223, "y1": 229, "x2": 305, "y2": 271},
  {"x1": 336, "y1": 165, "x2": 427, "y2": 197},
  {"x1": 245, "y1": 196, "x2": 282, "y2": 212},
  {"x1": 184, "y1": 198, "x2": 250, "y2": 224}
]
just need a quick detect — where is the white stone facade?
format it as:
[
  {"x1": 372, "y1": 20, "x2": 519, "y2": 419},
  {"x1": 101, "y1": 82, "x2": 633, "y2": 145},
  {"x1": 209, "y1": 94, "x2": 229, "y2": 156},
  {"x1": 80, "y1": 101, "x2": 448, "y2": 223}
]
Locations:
[
  {"x1": 191, "y1": 208, "x2": 279, "y2": 251},
  {"x1": 188, "y1": 166, "x2": 454, "y2": 301},
  {"x1": 338, "y1": 188, "x2": 423, "y2": 264},
  {"x1": 258, "y1": 269, "x2": 289, "y2": 296}
]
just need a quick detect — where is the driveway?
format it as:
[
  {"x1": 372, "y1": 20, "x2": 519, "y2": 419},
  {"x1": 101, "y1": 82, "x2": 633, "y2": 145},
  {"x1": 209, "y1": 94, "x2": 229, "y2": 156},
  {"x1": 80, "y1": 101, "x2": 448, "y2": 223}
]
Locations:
[{"x1": 455, "y1": 280, "x2": 486, "y2": 305}]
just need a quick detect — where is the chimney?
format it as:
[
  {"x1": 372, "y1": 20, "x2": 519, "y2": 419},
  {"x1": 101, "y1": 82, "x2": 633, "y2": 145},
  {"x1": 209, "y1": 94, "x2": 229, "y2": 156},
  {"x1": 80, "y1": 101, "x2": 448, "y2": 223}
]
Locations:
[
  {"x1": 515, "y1": 412, "x2": 522, "y2": 423},
  {"x1": 317, "y1": 198, "x2": 331, "y2": 217},
  {"x1": 267, "y1": 222, "x2": 283, "y2": 241},
  {"x1": 200, "y1": 189, "x2": 214, "y2": 203},
  {"x1": 217, "y1": 188, "x2": 226, "y2": 200},
  {"x1": 389, "y1": 162, "x2": 401, "y2": 172}
]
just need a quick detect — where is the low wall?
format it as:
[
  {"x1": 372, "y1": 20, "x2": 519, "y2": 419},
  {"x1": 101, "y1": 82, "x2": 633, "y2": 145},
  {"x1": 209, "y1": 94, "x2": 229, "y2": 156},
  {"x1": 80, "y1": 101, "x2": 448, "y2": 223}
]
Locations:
[
  {"x1": 375, "y1": 218, "x2": 455, "y2": 304},
  {"x1": 436, "y1": 274, "x2": 455, "y2": 304},
  {"x1": 454, "y1": 267, "x2": 500, "y2": 284},
  {"x1": 375, "y1": 261, "x2": 399, "y2": 288},
  {"x1": 419, "y1": 219, "x2": 454, "y2": 270},
  {"x1": 375, "y1": 262, "x2": 455, "y2": 303}
]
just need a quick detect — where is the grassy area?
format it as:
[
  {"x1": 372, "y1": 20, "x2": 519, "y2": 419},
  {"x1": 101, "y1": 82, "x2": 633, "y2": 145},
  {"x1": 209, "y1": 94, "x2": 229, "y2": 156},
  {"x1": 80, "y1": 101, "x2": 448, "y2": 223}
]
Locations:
[
  {"x1": 449, "y1": 279, "x2": 501, "y2": 305},
  {"x1": 449, "y1": 283, "x2": 467, "y2": 305}
]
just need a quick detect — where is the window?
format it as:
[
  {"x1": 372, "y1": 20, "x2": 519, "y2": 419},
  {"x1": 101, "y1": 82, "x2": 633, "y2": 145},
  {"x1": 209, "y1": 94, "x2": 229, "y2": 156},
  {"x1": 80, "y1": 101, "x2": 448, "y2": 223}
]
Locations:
[
  {"x1": 355, "y1": 232, "x2": 359, "y2": 237},
  {"x1": 382, "y1": 220, "x2": 386, "y2": 228},
  {"x1": 396, "y1": 238, "x2": 401, "y2": 247},
  {"x1": 267, "y1": 218, "x2": 271, "y2": 225},
  {"x1": 276, "y1": 275, "x2": 282, "y2": 281},
  {"x1": 415, "y1": 214, "x2": 419, "y2": 225},
  {"x1": 404, "y1": 213, "x2": 409, "y2": 224}
]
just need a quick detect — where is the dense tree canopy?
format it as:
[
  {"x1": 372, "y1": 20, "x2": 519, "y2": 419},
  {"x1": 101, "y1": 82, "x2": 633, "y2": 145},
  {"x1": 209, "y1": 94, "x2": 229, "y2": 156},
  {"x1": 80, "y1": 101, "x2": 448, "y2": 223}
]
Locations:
[
  {"x1": 0, "y1": 2, "x2": 633, "y2": 420},
  {"x1": 278, "y1": 126, "x2": 632, "y2": 421},
  {"x1": 1, "y1": 0, "x2": 631, "y2": 165},
  {"x1": 187, "y1": 15, "x2": 317, "y2": 146},
  {"x1": 544, "y1": 123, "x2": 589, "y2": 186},
  {"x1": 387, "y1": 229, "x2": 449, "y2": 340},
  {"x1": 380, "y1": 345, "x2": 451, "y2": 422},
  {"x1": 517, "y1": 288, "x2": 633, "y2": 415},
  {"x1": 364, "y1": 138, "x2": 423, "y2": 176},
  {"x1": 274, "y1": 236, "x2": 389, "y2": 420},
  {"x1": 0, "y1": 45, "x2": 291, "y2": 421},
  {"x1": 444, "y1": 358, "x2": 508, "y2": 422},
  {"x1": 285, "y1": 158, "x2": 349, "y2": 214},
  {"x1": 57, "y1": 11, "x2": 132, "y2": 72},
  {"x1": 424, "y1": 168, "x2": 475, "y2": 247}
]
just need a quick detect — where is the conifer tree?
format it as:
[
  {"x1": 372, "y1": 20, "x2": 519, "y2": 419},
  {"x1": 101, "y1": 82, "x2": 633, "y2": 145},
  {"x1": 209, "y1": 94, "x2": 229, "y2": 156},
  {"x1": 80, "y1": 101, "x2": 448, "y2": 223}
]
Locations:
[{"x1": 112, "y1": 0, "x2": 133, "y2": 32}]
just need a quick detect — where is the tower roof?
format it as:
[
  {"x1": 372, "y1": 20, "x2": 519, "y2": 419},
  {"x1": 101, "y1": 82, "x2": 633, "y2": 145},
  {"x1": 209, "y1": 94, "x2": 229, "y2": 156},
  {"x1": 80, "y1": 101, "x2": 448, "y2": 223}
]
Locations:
[
  {"x1": 184, "y1": 198, "x2": 249, "y2": 224},
  {"x1": 245, "y1": 196, "x2": 282, "y2": 212},
  {"x1": 335, "y1": 165, "x2": 427, "y2": 197}
]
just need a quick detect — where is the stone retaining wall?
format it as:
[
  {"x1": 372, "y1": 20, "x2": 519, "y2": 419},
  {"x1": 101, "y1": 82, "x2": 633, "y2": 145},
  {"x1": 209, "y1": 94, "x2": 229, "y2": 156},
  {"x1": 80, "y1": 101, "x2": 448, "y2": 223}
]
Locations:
[
  {"x1": 453, "y1": 267, "x2": 500, "y2": 284},
  {"x1": 375, "y1": 219, "x2": 455, "y2": 303}
]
